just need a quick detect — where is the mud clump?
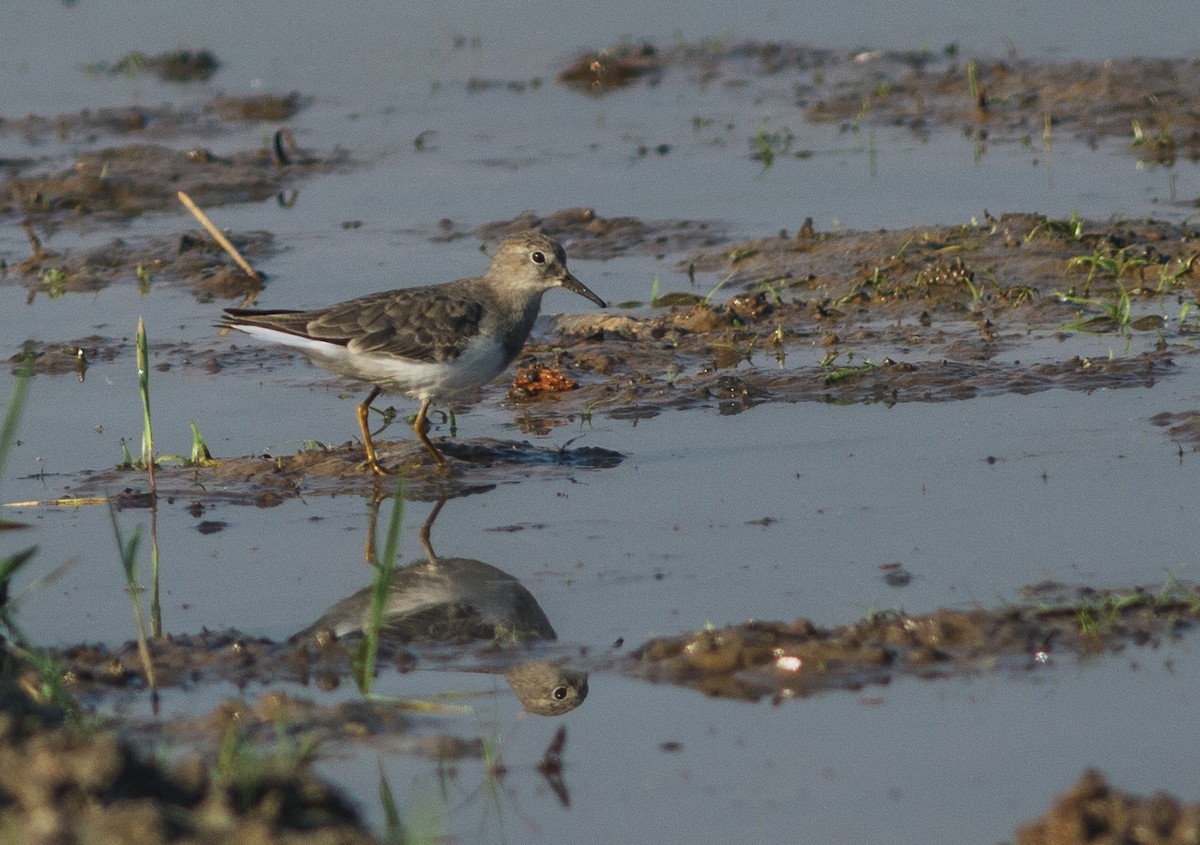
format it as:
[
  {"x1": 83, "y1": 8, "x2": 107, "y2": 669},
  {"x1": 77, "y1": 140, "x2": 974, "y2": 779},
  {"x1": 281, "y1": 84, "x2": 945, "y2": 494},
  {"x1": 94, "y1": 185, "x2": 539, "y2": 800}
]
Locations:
[
  {"x1": 0, "y1": 94, "x2": 312, "y2": 145},
  {"x1": 1150, "y1": 410, "x2": 1200, "y2": 450},
  {"x1": 0, "y1": 715, "x2": 378, "y2": 845},
  {"x1": 630, "y1": 582, "x2": 1200, "y2": 701},
  {"x1": 1016, "y1": 770, "x2": 1200, "y2": 845},
  {"x1": 210, "y1": 92, "x2": 309, "y2": 122},
  {"x1": 0, "y1": 642, "x2": 379, "y2": 845},
  {"x1": 7, "y1": 144, "x2": 316, "y2": 223},
  {"x1": 63, "y1": 437, "x2": 622, "y2": 508},
  {"x1": 102, "y1": 49, "x2": 221, "y2": 82},
  {"x1": 558, "y1": 43, "x2": 662, "y2": 93},
  {"x1": 8, "y1": 336, "x2": 124, "y2": 378},
  {"x1": 17, "y1": 229, "x2": 272, "y2": 302},
  {"x1": 476, "y1": 207, "x2": 727, "y2": 260}
]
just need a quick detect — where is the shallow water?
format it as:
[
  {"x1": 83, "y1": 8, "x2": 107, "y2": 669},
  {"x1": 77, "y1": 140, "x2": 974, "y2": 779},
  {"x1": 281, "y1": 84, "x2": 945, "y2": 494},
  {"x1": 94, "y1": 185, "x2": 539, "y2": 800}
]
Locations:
[{"x1": 3, "y1": 1, "x2": 1200, "y2": 842}]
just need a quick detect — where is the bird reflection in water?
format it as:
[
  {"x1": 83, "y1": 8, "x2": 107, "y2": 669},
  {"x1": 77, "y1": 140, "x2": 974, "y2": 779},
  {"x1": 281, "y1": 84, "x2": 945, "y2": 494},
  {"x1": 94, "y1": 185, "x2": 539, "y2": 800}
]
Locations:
[{"x1": 296, "y1": 496, "x2": 588, "y2": 716}]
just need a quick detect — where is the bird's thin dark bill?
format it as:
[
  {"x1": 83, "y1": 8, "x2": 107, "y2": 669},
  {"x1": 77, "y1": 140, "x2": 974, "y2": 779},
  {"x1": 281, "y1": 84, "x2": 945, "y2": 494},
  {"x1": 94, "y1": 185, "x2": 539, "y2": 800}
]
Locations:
[{"x1": 562, "y1": 273, "x2": 607, "y2": 308}]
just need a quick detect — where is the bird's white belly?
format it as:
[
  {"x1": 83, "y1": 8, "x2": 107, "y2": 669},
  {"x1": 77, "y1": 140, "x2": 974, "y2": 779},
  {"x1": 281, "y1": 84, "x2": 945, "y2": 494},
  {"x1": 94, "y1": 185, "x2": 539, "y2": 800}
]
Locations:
[
  {"x1": 234, "y1": 325, "x2": 511, "y2": 400},
  {"x1": 353, "y1": 336, "x2": 511, "y2": 399}
]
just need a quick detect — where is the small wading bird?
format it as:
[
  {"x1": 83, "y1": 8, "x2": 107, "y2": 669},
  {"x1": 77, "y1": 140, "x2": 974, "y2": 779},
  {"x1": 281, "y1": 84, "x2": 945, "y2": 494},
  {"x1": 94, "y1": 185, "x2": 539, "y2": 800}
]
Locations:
[{"x1": 220, "y1": 231, "x2": 605, "y2": 474}]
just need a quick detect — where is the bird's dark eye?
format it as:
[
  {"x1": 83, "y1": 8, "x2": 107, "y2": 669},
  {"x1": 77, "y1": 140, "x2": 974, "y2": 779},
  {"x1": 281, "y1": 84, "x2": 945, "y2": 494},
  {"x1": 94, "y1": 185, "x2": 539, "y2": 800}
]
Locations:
[
  {"x1": 553, "y1": 686, "x2": 568, "y2": 700},
  {"x1": 531, "y1": 251, "x2": 546, "y2": 264}
]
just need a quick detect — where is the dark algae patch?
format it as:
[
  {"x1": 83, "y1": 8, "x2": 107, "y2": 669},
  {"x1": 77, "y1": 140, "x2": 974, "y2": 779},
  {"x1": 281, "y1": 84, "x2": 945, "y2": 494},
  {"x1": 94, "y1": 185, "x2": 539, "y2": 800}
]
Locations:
[{"x1": 95, "y1": 49, "x2": 222, "y2": 83}]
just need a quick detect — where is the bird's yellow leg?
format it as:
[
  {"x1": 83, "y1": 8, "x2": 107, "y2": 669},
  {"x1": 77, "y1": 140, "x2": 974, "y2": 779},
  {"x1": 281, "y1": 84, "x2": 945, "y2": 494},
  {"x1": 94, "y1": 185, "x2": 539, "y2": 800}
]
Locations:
[
  {"x1": 412, "y1": 397, "x2": 449, "y2": 469},
  {"x1": 357, "y1": 386, "x2": 388, "y2": 476}
]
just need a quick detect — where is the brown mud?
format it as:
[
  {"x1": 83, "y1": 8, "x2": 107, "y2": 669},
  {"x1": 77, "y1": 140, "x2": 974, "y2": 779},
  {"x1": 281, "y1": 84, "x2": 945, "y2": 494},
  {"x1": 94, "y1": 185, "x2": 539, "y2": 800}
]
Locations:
[
  {"x1": 559, "y1": 41, "x2": 1200, "y2": 164},
  {"x1": 630, "y1": 580, "x2": 1200, "y2": 701},
  {"x1": 2, "y1": 99, "x2": 341, "y2": 301},
  {"x1": 64, "y1": 437, "x2": 623, "y2": 506},
  {"x1": 13, "y1": 227, "x2": 273, "y2": 302},
  {"x1": 0, "y1": 648, "x2": 379, "y2": 845},
  {"x1": 27, "y1": 580, "x2": 1199, "y2": 844},
  {"x1": 3, "y1": 139, "x2": 342, "y2": 229},
  {"x1": 91, "y1": 48, "x2": 222, "y2": 83},
  {"x1": 1016, "y1": 770, "x2": 1200, "y2": 845},
  {"x1": 49, "y1": 580, "x2": 1197, "y2": 704},
  {"x1": 0, "y1": 91, "x2": 309, "y2": 146}
]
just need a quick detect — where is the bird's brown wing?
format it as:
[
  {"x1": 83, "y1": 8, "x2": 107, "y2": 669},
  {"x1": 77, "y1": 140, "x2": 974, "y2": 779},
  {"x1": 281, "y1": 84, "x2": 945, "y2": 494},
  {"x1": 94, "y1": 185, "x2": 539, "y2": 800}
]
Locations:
[{"x1": 224, "y1": 285, "x2": 486, "y2": 364}]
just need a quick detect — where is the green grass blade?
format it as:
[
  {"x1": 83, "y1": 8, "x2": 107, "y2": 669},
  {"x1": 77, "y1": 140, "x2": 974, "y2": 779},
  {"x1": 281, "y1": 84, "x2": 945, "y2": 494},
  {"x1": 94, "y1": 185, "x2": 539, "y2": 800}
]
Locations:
[
  {"x1": 376, "y1": 758, "x2": 407, "y2": 845},
  {"x1": 189, "y1": 419, "x2": 214, "y2": 464},
  {"x1": 137, "y1": 317, "x2": 153, "y2": 468},
  {"x1": 0, "y1": 546, "x2": 39, "y2": 631},
  {"x1": 354, "y1": 483, "x2": 404, "y2": 695},
  {"x1": 0, "y1": 351, "x2": 34, "y2": 491}
]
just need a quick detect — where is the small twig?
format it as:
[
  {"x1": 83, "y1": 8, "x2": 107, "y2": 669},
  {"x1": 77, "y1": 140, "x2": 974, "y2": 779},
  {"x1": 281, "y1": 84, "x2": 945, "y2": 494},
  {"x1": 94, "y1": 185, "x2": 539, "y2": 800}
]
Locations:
[
  {"x1": 3, "y1": 496, "x2": 109, "y2": 508},
  {"x1": 21, "y1": 221, "x2": 45, "y2": 259},
  {"x1": 176, "y1": 191, "x2": 261, "y2": 281}
]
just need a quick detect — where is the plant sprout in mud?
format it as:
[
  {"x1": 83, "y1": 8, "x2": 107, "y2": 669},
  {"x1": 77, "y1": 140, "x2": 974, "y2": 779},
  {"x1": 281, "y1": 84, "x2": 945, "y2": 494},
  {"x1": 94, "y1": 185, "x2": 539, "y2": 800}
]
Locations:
[
  {"x1": 819, "y1": 349, "x2": 880, "y2": 384},
  {"x1": 1057, "y1": 285, "x2": 1134, "y2": 337},
  {"x1": 1064, "y1": 578, "x2": 1198, "y2": 642},
  {"x1": 119, "y1": 320, "x2": 216, "y2": 471},
  {"x1": 749, "y1": 120, "x2": 806, "y2": 174},
  {"x1": 1130, "y1": 119, "x2": 1176, "y2": 161},
  {"x1": 1066, "y1": 244, "x2": 1151, "y2": 294},
  {"x1": 1025, "y1": 211, "x2": 1084, "y2": 243}
]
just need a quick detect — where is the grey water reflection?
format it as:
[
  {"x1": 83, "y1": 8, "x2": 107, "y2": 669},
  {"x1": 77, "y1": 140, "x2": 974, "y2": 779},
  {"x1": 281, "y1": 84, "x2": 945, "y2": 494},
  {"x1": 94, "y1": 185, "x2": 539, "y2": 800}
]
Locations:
[{"x1": 296, "y1": 496, "x2": 588, "y2": 716}]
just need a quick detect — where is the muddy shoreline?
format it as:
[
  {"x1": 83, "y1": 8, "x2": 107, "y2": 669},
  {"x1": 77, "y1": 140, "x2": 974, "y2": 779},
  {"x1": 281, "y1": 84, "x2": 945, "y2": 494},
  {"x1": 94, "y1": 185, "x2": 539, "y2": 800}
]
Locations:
[{"x1": 3, "y1": 39, "x2": 1200, "y2": 845}]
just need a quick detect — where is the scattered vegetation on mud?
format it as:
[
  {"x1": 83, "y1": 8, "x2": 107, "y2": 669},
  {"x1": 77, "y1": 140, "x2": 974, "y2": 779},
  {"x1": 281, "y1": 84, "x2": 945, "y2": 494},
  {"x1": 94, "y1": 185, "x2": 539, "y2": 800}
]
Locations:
[
  {"x1": 0, "y1": 366, "x2": 381, "y2": 845},
  {"x1": 0, "y1": 700, "x2": 379, "y2": 845},
  {"x1": 558, "y1": 40, "x2": 1200, "y2": 163},
  {"x1": 16, "y1": 227, "x2": 272, "y2": 302},
  {"x1": 8, "y1": 207, "x2": 1194, "y2": 507}
]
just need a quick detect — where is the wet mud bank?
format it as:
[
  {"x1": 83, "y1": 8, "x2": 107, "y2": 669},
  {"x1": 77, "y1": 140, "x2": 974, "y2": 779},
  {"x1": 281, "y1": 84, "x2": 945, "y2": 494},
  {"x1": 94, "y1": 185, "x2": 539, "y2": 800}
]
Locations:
[
  {"x1": 629, "y1": 580, "x2": 1200, "y2": 701},
  {"x1": 25, "y1": 579, "x2": 1200, "y2": 844},
  {"x1": 49, "y1": 580, "x2": 1200, "y2": 706},
  {"x1": 1017, "y1": 770, "x2": 1200, "y2": 845},
  {"x1": 0, "y1": 645, "x2": 379, "y2": 845},
  {"x1": 560, "y1": 41, "x2": 1200, "y2": 163}
]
